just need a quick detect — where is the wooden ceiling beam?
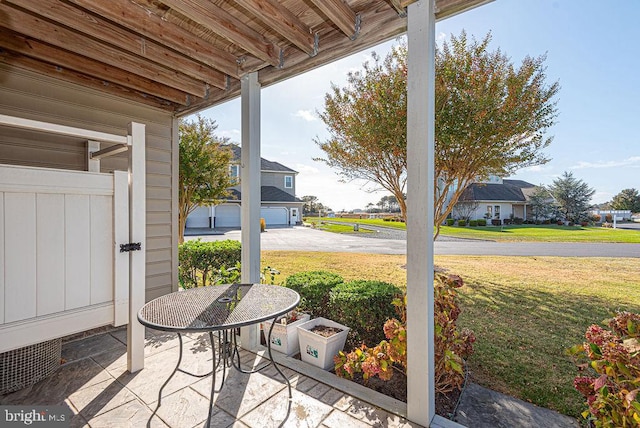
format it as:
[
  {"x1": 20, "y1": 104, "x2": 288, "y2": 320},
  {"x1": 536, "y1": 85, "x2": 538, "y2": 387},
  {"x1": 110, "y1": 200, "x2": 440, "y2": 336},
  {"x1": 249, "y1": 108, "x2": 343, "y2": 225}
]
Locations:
[
  {"x1": 434, "y1": 0, "x2": 493, "y2": 19},
  {"x1": 0, "y1": 3, "x2": 207, "y2": 98},
  {"x1": 7, "y1": 0, "x2": 227, "y2": 90},
  {"x1": 66, "y1": 0, "x2": 242, "y2": 79},
  {"x1": 0, "y1": 51, "x2": 175, "y2": 111},
  {"x1": 234, "y1": 0, "x2": 316, "y2": 56},
  {"x1": 158, "y1": 0, "x2": 282, "y2": 67},
  {"x1": 308, "y1": 0, "x2": 360, "y2": 39},
  {"x1": 0, "y1": 27, "x2": 190, "y2": 106},
  {"x1": 386, "y1": 0, "x2": 408, "y2": 16}
]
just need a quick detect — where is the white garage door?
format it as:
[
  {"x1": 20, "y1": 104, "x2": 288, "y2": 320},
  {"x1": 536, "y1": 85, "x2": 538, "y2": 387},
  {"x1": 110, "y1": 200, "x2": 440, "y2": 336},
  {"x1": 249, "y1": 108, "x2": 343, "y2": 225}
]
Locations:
[
  {"x1": 185, "y1": 206, "x2": 210, "y2": 228},
  {"x1": 261, "y1": 207, "x2": 288, "y2": 226},
  {"x1": 214, "y1": 204, "x2": 240, "y2": 228}
]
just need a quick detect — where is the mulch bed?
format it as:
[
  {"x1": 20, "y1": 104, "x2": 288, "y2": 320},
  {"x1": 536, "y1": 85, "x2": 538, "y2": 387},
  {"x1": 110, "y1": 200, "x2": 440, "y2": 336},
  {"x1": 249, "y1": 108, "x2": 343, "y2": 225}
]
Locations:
[{"x1": 349, "y1": 370, "x2": 461, "y2": 419}]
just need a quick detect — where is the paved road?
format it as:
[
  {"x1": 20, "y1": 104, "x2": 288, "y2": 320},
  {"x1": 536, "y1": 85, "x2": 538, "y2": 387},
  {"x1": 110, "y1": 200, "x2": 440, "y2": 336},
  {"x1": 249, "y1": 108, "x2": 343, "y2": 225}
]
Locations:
[{"x1": 187, "y1": 226, "x2": 640, "y2": 258}]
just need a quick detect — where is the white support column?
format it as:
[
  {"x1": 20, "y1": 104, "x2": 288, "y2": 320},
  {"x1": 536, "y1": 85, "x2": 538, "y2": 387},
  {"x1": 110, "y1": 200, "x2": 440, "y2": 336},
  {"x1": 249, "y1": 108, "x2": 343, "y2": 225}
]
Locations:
[
  {"x1": 240, "y1": 72, "x2": 261, "y2": 350},
  {"x1": 406, "y1": 0, "x2": 436, "y2": 426},
  {"x1": 127, "y1": 121, "x2": 146, "y2": 373}
]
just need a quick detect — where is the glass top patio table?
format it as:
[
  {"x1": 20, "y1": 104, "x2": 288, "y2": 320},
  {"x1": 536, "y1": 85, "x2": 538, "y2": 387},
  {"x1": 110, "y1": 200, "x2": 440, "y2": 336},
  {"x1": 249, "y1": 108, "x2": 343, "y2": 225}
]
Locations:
[{"x1": 138, "y1": 283, "x2": 300, "y2": 332}]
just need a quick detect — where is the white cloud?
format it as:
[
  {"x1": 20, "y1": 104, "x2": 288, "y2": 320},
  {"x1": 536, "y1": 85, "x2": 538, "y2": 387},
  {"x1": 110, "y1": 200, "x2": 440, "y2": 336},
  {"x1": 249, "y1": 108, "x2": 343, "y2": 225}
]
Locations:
[
  {"x1": 295, "y1": 163, "x2": 319, "y2": 174},
  {"x1": 571, "y1": 156, "x2": 640, "y2": 169},
  {"x1": 293, "y1": 110, "x2": 317, "y2": 122},
  {"x1": 219, "y1": 128, "x2": 240, "y2": 140}
]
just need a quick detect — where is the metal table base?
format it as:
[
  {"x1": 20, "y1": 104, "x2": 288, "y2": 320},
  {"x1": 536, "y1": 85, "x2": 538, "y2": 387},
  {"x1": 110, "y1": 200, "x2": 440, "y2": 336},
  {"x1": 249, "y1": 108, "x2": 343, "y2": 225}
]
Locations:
[{"x1": 147, "y1": 317, "x2": 292, "y2": 427}]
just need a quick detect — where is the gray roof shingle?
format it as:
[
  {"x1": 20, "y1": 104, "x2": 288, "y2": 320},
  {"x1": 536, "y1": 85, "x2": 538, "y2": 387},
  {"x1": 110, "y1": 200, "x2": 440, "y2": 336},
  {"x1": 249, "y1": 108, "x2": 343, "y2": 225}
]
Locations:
[
  {"x1": 227, "y1": 145, "x2": 297, "y2": 173},
  {"x1": 469, "y1": 179, "x2": 535, "y2": 202},
  {"x1": 226, "y1": 186, "x2": 302, "y2": 203}
]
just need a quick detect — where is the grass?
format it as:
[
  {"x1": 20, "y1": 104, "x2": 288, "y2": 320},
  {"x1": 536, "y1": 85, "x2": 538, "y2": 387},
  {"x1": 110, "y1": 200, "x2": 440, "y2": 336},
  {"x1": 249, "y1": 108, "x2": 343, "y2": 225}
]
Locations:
[
  {"x1": 305, "y1": 217, "x2": 640, "y2": 243},
  {"x1": 260, "y1": 250, "x2": 640, "y2": 419},
  {"x1": 308, "y1": 222, "x2": 374, "y2": 234}
]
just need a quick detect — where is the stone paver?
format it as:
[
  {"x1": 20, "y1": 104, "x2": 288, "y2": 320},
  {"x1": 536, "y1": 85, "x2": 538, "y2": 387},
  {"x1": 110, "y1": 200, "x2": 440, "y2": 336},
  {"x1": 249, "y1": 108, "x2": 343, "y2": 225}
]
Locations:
[
  {"x1": 0, "y1": 328, "x2": 582, "y2": 428},
  {"x1": 241, "y1": 388, "x2": 333, "y2": 428}
]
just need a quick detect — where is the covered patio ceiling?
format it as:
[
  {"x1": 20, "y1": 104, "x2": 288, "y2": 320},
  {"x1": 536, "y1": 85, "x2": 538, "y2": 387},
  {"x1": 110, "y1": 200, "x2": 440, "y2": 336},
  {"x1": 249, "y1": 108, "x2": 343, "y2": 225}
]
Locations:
[{"x1": 0, "y1": 0, "x2": 488, "y2": 115}]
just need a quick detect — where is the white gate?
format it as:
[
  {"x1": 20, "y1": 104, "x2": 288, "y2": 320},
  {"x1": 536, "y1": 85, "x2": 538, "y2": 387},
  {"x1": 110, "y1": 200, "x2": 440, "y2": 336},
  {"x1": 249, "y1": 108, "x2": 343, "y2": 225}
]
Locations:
[
  {"x1": 0, "y1": 114, "x2": 146, "y2": 372},
  {"x1": 0, "y1": 164, "x2": 128, "y2": 353}
]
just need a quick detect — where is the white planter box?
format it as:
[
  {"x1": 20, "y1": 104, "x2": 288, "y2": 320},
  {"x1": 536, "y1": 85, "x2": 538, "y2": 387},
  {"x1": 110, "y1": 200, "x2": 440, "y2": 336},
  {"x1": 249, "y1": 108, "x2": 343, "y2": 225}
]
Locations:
[
  {"x1": 262, "y1": 313, "x2": 311, "y2": 356},
  {"x1": 297, "y1": 317, "x2": 350, "y2": 370}
]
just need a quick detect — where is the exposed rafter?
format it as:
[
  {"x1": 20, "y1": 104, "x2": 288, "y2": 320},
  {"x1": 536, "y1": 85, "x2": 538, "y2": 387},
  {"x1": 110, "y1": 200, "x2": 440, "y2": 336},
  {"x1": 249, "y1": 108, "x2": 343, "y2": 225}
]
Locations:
[
  {"x1": 0, "y1": 3, "x2": 207, "y2": 97},
  {"x1": 0, "y1": 0, "x2": 492, "y2": 112},
  {"x1": 387, "y1": 0, "x2": 408, "y2": 16},
  {"x1": 0, "y1": 28, "x2": 190, "y2": 106},
  {"x1": 157, "y1": 0, "x2": 283, "y2": 68},
  {"x1": 66, "y1": 0, "x2": 242, "y2": 78},
  {"x1": 234, "y1": 0, "x2": 317, "y2": 56},
  {"x1": 309, "y1": 0, "x2": 360, "y2": 38},
  {"x1": 7, "y1": 0, "x2": 227, "y2": 90}
]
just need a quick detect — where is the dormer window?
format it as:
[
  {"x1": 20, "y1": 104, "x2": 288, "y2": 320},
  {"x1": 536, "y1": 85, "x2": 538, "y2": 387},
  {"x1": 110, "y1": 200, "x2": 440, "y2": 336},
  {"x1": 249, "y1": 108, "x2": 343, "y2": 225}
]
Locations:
[{"x1": 284, "y1": 175, "x2": 293, "y2": 188}]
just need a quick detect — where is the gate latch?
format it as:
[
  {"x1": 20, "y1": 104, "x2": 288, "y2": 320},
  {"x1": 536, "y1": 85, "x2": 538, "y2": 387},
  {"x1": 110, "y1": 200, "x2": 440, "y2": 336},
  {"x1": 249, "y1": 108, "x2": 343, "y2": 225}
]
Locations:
[{"x1": 120, "y1": 242, "x2": 142, "y2": 252}]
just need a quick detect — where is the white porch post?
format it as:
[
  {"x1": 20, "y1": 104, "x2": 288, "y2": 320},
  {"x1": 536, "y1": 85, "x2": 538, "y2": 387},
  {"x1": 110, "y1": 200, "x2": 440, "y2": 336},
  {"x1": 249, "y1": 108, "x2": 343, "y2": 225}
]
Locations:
[
  {"x1": 406, "y1": 0, "x2": 436, "y2": 426},
  {"x1": 240, "y1": 72, "x2": 261, "y2": 350},
  {"x1": 127, "y1": 121, "x2": 146, "y2": 373}
]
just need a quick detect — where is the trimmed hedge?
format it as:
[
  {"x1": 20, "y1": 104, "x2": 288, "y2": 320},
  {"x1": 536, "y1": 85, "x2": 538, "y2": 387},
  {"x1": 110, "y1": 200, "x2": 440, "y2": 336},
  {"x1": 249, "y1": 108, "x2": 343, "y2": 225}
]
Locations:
[
  {"x1": 284, "y1": 271, "x2": 344, "y2": 318},
  {"x1": 329, "y1": 280, "x2": 402, "y2": 349},
  {"x1": 477, "y1": 219, "x2": 487, "y2": 226},
  {"x1": 178, "y1": 239, "x2": 241, "y2": 288},
  {"x1": 458, "y1": 219, "x2": 467, "y2": 227},
  {"x1": 469, "y1": 220, "x2": 478, "y2": 227},
  {"x1": 446, "y1": 218, "x2": 455, "y2": 226}
]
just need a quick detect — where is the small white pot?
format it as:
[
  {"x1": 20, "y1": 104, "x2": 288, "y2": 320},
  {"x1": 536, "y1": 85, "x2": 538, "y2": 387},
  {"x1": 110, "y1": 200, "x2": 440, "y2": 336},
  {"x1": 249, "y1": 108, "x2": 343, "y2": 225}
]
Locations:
[{"x1": 297, "y1": 317, "x2": 350, "y2": 370}]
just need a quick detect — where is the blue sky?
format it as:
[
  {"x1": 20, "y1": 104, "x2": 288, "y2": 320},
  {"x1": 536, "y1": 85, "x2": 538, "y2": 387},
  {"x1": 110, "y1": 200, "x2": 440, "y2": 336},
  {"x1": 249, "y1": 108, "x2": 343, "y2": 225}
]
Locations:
[{"x1": 200, "y1": 0, "x2": 639, "y2": 211}]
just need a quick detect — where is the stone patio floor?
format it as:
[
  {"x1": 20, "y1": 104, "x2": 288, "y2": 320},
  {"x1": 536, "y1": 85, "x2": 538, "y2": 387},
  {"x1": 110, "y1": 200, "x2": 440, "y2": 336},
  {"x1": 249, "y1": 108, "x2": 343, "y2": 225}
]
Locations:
[{"x1": 0, "y1": 328, "x2": 426, "y2": 428}]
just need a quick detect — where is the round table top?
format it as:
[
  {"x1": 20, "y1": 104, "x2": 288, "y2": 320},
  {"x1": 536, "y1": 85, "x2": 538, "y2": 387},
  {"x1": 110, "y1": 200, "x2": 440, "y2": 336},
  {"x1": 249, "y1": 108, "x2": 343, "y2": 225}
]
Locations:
[{"x1": 137, "y1": 284, "x2": 300, "y2": 332}]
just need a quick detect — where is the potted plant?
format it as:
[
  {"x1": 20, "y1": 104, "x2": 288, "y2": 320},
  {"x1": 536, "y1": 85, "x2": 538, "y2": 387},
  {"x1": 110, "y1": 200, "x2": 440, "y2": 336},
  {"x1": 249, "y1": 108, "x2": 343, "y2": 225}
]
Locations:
[
  {"x1": 261, "y1": 310, "x2": 310, "y2": 356},
  {"x1": 297, "y1": 317, "x2": 350, "y2": 370}
]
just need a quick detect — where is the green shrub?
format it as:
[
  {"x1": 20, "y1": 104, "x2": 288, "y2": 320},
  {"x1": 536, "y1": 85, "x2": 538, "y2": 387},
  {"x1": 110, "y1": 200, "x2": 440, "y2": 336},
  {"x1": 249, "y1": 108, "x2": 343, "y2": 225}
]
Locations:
[
  {"x1": 284, "y1": 271, "x2": 344, "y2": 317},
  {"x1": 335, "y1": 274, "x2": 475, "y2": 395},
  {"x1": 468, "y1": 220, "x2": 477, "y2": 227},
  {"x1": 477, "y1": 219, "x2": 487, "y2": 226},
  {"x1": 446, "y1": 218, "x2": 455, "y2": 226},
  {"x1": 569, "y1": 311, "x2": 640, "y2": 426},
  {"x1": 178, "y1": 239, "x2": 241, "y2": 288},
  {"x1": 329, "y1": 280, "x2": 402, "y2": 348},
  {"x1": 458, "y1": 219, "x2": 467, "y2": 227}
]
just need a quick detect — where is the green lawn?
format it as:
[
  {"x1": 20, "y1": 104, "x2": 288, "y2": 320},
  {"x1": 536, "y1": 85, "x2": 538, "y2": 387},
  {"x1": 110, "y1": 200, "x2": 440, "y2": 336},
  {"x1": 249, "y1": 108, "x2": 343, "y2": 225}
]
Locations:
[
  {"x1": 305, "y1": 217, "x2": 640, "y2": 243},
  {"x1": 261, "y1": 251, "x2": 640, "y2": 419}
]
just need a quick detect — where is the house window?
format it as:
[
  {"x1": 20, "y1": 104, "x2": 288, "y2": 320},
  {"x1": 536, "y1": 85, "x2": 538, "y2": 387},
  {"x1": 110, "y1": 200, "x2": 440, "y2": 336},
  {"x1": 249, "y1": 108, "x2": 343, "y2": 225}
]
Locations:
[
  {"x1": 284, "y1": 175, "x2": 293, "y2": 189},
  {"x1": 229, "y1": 164, "x2": 239, "y2": 178},
  {"x1": 494, "y1": 205, "x2": 501, "y2": 219},
  {"x1": 486, "y1": 206, "x2": 492, "y2": 218}
]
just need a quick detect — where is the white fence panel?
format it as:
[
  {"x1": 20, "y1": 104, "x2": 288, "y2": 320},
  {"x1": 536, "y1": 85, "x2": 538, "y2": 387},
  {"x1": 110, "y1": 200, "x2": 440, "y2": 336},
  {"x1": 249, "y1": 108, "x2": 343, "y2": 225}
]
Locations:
[{"x1": 0, "y1": 163, "x2": 123, "y2": 353}]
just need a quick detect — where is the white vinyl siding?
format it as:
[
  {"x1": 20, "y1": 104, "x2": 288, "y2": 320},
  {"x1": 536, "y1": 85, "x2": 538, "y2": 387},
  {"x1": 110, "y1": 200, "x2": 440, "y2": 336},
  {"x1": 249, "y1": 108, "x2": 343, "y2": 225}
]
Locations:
[{"x1": 0, "y1": 63, "x2": 177, "y2": 301}]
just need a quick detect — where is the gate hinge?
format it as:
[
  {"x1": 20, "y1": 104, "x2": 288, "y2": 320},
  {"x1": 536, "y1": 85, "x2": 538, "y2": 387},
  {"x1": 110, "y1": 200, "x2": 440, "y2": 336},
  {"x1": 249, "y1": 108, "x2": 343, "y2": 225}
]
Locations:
[{"x1": 120, "y1": 242, "x2": 142, "y2": 252}]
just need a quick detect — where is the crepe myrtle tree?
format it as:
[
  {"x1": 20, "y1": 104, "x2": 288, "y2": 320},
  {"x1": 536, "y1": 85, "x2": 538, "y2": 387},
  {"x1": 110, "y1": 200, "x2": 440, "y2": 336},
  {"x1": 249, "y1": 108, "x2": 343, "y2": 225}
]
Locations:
[
  {"x1": 316, "y1": 31, "x2": 559, "y2": 237},
  {"x1": 178, "y1": 114, "x2": 236, "y2": 243}
]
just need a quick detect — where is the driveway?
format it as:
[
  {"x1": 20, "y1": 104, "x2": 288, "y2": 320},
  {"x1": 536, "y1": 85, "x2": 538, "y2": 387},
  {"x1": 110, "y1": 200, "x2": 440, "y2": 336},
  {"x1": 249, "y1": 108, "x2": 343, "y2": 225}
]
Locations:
[{"x1": 187, "y1": 226, "x2": 640, "y2": 258}]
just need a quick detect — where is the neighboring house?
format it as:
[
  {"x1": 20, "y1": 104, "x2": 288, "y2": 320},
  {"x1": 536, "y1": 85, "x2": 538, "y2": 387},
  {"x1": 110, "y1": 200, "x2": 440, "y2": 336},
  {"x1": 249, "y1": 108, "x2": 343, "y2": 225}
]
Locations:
[
  {"x1": 453, "y1": 176, "x2": 537, "y2": 222},
  {"x1": 186, "y1": 145, "x2": 304, "y2": 229}
]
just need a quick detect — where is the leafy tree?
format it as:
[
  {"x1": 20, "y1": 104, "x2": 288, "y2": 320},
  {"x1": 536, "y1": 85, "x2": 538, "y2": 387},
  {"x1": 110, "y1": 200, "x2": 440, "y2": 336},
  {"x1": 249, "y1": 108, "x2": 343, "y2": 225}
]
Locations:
[
  {"x1": 527, "y1": 185, "x2": 556, "y2": 222},
  {"x1": 548, "y1": 171, "x2": 595, "y2": 223},
  {"x1": 301, "y1": 195, "x2": 319, "y2": 215},
  {"x1": 316, "y1": 32, "x2": 559, "y2": 237},
  {"x1": 610, "y1": 188, "x2": 640, "y2": 213},
  {"x1": 315, "y1": 45, "x2": 408, "y2": 220},
  {"x1": 179, "y1": 115, "x2": 235, "y2": 243}
]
